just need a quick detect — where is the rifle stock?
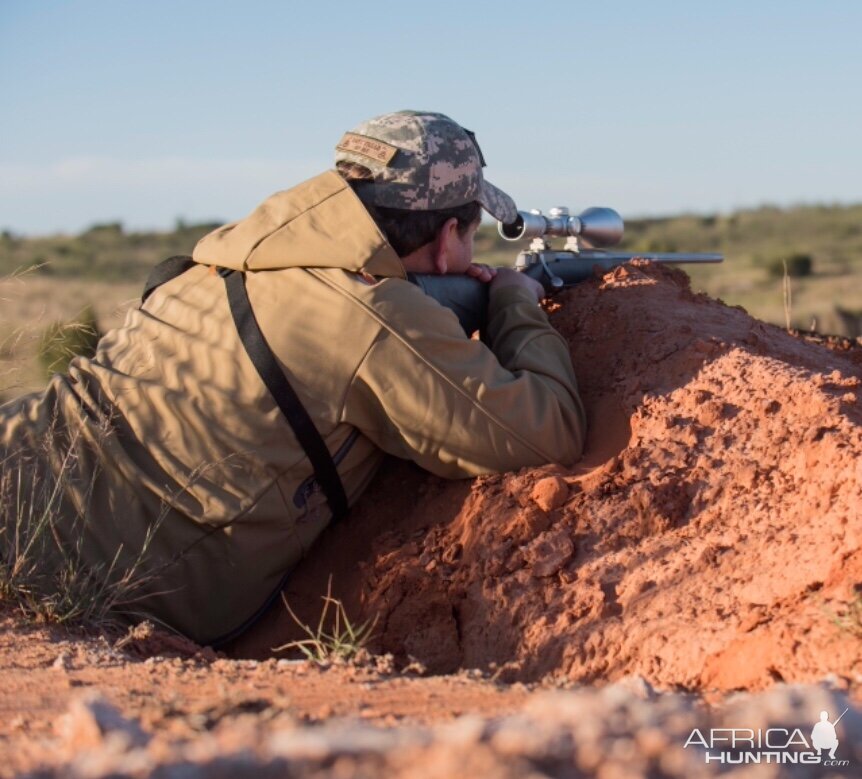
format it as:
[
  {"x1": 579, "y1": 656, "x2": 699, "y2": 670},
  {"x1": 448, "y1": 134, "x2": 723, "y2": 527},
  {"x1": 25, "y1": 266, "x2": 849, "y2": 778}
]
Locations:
[{"x1": 409, "y1": 250, "x2": 723, "y2": 337}]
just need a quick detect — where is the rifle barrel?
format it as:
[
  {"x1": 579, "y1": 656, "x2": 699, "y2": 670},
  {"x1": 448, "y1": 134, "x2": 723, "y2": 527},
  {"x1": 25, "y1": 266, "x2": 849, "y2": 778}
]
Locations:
[{"x1": 576, "y1": 252, "x2": 724, "y2": 263}]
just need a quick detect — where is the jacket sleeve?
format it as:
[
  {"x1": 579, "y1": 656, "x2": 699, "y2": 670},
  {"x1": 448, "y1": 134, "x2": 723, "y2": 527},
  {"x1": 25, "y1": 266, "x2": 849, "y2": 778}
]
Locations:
[{"x1": 341, "y1": 281, "x2": 587, "y2": 478}]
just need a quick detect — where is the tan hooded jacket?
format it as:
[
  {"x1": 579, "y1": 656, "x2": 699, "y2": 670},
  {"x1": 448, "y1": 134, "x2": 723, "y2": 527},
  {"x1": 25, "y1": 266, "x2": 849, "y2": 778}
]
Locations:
[{"x1": 0, "y1": 171, "x2": 585, "y2": 643}]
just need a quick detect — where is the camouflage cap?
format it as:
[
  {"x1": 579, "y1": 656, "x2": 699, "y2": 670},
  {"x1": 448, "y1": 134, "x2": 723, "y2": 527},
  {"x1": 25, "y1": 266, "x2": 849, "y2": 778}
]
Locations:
[{"x1": 334, "y1": 110, "x2": 517, "y2": 223}]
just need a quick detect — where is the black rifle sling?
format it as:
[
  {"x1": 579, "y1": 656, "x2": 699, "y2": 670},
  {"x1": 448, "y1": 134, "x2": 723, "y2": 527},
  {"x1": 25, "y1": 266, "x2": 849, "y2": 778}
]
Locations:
[
  {"x1": 141, "y1": 255, "x2": 196, "y2": 304},
  {"x1": 141, "y1": 257, "x2": 349, "y2": 523},
  {"x1": 220, "y1": 269, "x2": 349, "y2": 522}
]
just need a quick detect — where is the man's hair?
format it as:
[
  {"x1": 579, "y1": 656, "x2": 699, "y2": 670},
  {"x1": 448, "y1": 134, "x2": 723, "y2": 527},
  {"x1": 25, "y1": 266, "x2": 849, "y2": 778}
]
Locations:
[{"x1": 336, "y1": 161, "x2": 481, "y2": 258}]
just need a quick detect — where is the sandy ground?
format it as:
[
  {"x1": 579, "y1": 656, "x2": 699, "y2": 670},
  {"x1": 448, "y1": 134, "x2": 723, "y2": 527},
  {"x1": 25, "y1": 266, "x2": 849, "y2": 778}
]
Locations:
[
  {"x1": 2, "y1": 262, "x2": 862, "y2": 777},
  {"x1": 0, "y1": 613, "x2": 534, "y2": 777},
  {"x1": 2, "y1": 613, "x2": 860, "y2": 778}
]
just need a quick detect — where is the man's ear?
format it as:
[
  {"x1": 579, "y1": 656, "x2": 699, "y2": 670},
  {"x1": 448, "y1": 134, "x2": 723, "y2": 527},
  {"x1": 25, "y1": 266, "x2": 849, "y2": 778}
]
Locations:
[{"x1": 431, "y1": 217, "x2": 460, "y2": 275}]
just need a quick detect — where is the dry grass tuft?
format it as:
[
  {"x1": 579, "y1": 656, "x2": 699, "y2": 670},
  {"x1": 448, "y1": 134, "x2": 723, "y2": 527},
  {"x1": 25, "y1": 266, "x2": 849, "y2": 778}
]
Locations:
[
  {"x1": 0, "y1": 422, "x2": 164, "y2": 629},
  {"x1": 276, "y1": 576, "x2": 378, "y2": 662}
]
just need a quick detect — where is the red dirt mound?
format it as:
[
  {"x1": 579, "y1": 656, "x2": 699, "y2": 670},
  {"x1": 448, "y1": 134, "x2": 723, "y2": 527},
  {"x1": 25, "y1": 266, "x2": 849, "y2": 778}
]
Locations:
[{"x1": 231, "y1": 263, "x2": 862, "y2": 694}]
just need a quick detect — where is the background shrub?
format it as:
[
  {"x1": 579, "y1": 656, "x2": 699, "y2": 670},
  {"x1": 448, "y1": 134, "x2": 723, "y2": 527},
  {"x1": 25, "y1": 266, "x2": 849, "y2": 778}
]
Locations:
[
  {"x1": 767, "y1": 253, "x2": 814, "y2": 278},
  {"x1": 37, "y1": 305, "x2": 102, "y2": 376}
]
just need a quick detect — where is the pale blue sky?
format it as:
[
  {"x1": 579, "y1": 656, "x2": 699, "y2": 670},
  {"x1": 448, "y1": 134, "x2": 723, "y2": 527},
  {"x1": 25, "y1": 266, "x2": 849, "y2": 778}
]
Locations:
[{"x1": 2, "y1": 0, "x2": 860, "y2": 234}]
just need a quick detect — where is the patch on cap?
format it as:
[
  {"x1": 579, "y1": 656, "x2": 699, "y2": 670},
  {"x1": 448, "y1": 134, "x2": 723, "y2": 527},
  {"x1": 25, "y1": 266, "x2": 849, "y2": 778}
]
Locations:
[{"x1": 336, "y1": 133, "x2": 399, "y2": 166}]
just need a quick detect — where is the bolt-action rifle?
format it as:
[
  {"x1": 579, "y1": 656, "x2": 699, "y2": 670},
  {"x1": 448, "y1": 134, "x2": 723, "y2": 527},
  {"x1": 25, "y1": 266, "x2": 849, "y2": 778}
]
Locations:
[{"x1": 409, "y1": 206, "x2": 723, "y2": 336}]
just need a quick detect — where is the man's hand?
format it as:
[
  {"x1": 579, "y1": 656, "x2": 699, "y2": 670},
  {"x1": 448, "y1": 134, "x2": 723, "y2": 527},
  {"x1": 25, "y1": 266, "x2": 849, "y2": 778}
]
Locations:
[
  {"x1": 489, "y1": 267, "x2": 545, "y2": 302},
  {"x1": 464, "y1": 263, "x2": 497, "y2": 283}
]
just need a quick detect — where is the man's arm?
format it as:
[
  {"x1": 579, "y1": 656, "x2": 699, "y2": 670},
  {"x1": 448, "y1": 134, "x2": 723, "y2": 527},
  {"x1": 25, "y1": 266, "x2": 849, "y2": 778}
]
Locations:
[{"x1": 340, "y1": 276, "x2": 586, "y2": 478}]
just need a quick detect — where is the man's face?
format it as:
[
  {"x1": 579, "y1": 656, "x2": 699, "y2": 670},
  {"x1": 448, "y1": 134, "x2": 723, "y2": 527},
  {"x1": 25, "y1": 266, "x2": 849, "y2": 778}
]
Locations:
[{"x1": 445, "y1": 218, "x2": 480, "y2": 275}]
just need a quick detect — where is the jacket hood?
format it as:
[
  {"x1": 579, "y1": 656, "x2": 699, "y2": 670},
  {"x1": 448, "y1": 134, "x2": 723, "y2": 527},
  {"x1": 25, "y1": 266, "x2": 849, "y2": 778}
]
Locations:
[{"x1": 192, "y1": 170, "x2": 405, "y2": 278}]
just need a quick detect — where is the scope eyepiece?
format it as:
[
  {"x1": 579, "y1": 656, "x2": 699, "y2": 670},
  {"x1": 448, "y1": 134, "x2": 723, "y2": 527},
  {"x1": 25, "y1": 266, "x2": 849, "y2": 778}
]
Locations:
[{"x1": 499, "y1": 211, "x2": 547, "y2": 240}]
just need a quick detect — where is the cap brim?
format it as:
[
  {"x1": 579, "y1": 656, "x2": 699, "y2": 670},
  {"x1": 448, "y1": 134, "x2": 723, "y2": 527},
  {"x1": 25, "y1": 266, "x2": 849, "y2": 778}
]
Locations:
[{"x1": 479, "y1": 179, "x2": 517, "y2": 224}]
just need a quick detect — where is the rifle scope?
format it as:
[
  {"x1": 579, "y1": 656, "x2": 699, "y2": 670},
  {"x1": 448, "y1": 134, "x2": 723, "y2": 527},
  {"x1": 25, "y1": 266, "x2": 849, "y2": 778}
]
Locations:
[{"x1": 499, "y1": 207, "x2": 624, "y2": 248}]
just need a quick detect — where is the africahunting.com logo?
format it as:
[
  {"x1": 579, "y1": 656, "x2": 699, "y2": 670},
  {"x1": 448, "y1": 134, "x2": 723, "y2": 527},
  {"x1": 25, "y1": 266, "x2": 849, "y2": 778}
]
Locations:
[{"x1": 684, "y1": 708, "x2": 850, "y2": 767}]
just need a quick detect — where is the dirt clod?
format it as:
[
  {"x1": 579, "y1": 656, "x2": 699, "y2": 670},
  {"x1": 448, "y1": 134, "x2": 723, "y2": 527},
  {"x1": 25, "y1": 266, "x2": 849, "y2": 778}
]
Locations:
[
  {"x1": 523, "y1": 528, "x2": 574, "y2": 578},
  {"x1": 531, "y1": 475, "x2": 569, "y2": 511},
  {"x1": 56, "y1": 691, "x2": 150, "y2": 753}
]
